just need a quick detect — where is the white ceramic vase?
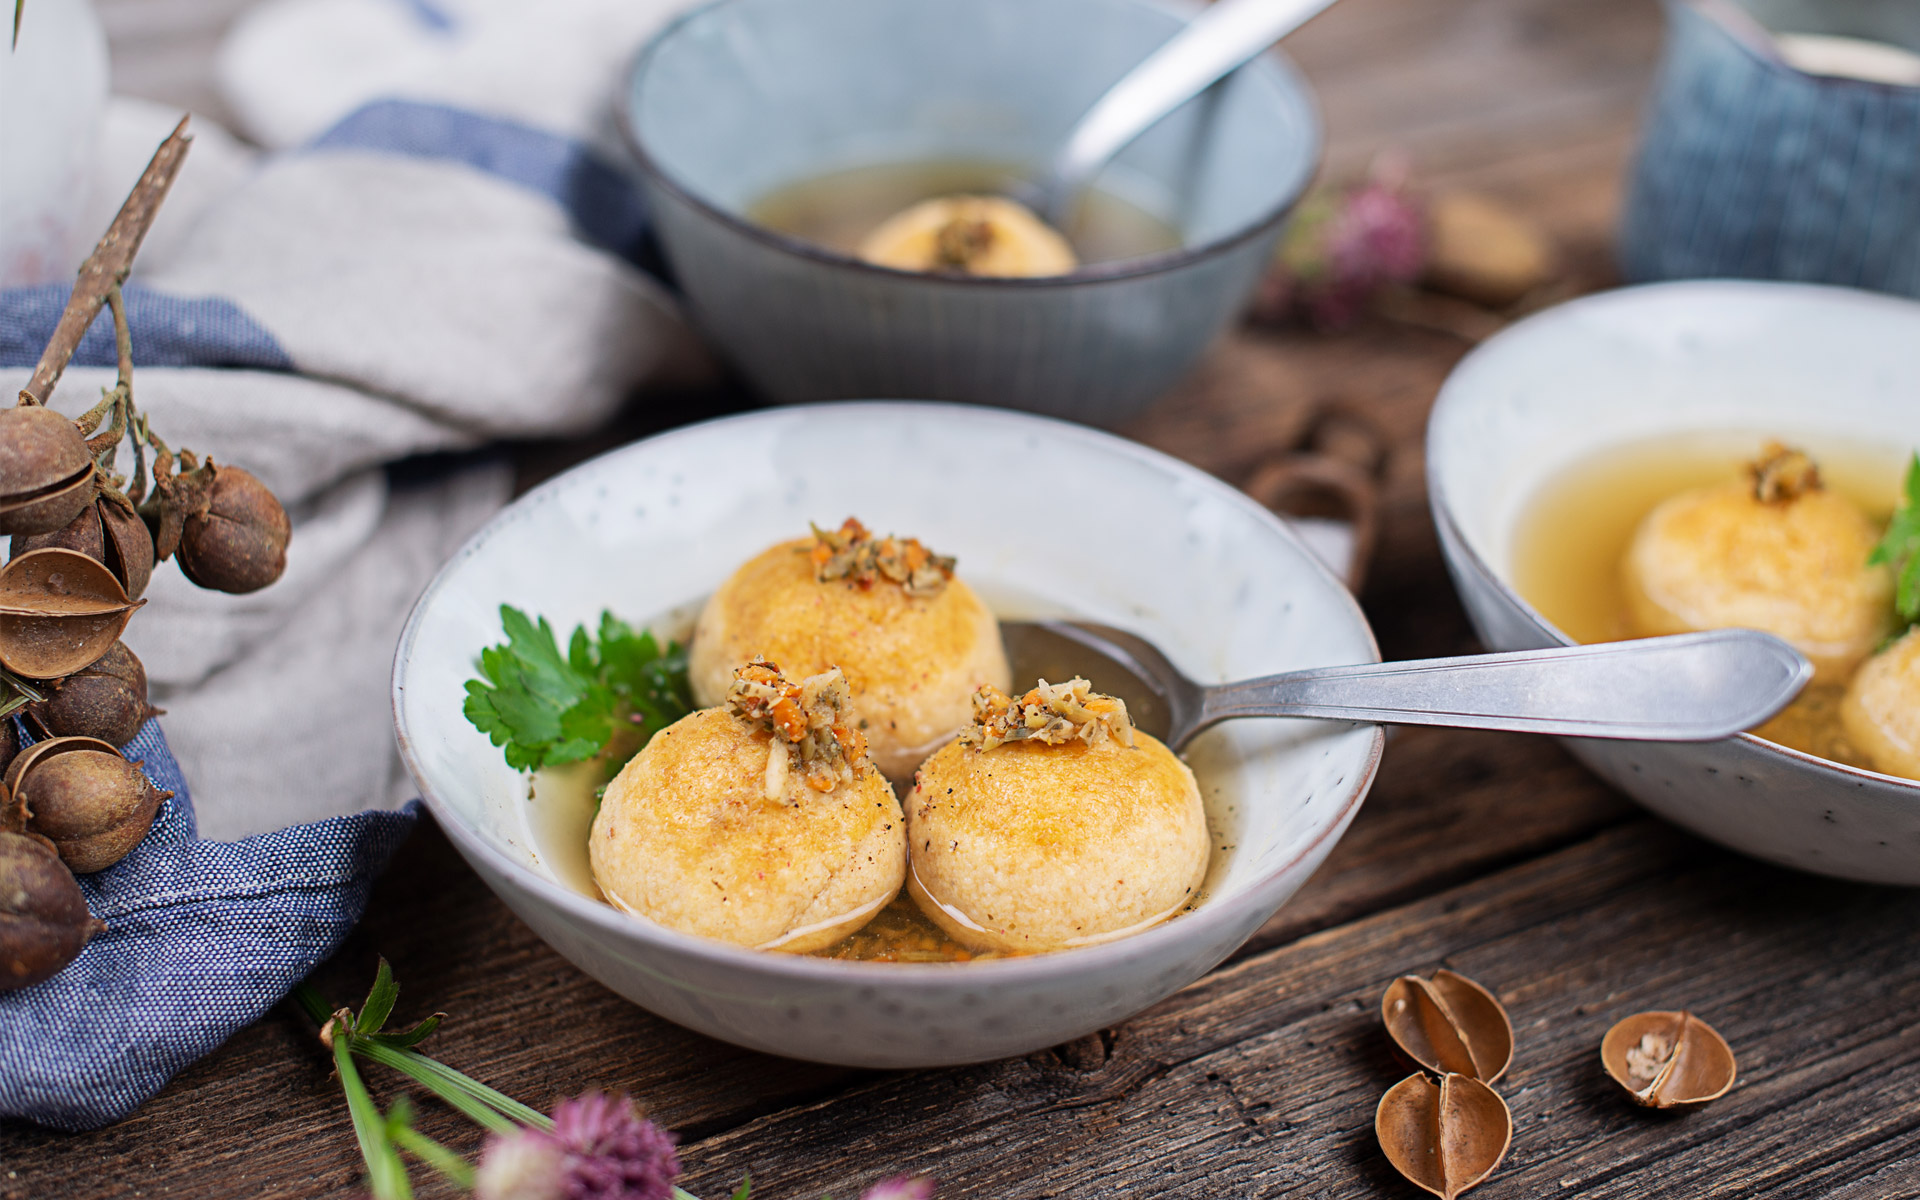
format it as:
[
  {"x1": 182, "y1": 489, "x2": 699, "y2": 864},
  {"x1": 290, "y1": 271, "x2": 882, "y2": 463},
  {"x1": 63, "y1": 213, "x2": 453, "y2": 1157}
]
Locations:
[{"x1": 0, "y1": 0, "x2": 109, "y2": 287}]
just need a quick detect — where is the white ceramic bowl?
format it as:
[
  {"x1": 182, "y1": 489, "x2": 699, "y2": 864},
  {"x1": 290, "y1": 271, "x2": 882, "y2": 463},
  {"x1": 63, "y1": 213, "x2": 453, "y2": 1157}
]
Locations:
[
  {"x1": 1429, "y1": 280, "x2": 1920, "y2": 885},
  {"x1": 394, "y1": 403, "x2": 1383, "y2": 1067}
]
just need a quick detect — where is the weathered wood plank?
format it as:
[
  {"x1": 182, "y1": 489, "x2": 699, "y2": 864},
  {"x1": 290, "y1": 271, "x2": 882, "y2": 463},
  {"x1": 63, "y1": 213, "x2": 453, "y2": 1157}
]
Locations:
[
  {"x1": 670, "y1": 823, "x2": 1920, "y2": 1200},
  {"x1": 0, "y1": 716, "x2": 1632, "y2": 1198}
]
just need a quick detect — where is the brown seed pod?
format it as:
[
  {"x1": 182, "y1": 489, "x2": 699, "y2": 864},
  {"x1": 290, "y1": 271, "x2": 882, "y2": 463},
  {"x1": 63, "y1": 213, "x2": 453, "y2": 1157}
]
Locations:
[
  {"x1": 0, "y1": 548, "x2": 142, "y2": 679},
  {"x1": 96, "y1": 494, "x2": 155, "y2": 602},
  {"x1": 1382, "y1": 969, "x2": 1515, "y2": 1084},
  {"x1": 0, "y1": 721, "x2": 16, "y2": 778},
  {"x1": 1601, "y1": 1010, "x2": 1737, "y2": 1109},
  {"x1": 0, "y1": 405, "x2": 95, "y2": 537},
  {"x1": 31, "y1": 641, "x2": 157, "y2": 747},
  {"x1": 0, "y1": 829, "x2": 104, "y2": 990},
  {"x1": 1376, "y1": 1071, "x2": 1512, "y2": 1200},
  {"x1": 7, "y1": 736, "x2": 166, "y2": 874},
  {"x1": 10, "y1": 497, "x2": 105, "y2": 561},
  {"x1": 13, "y1": 494, "x2": 158, "y2": 602},
  {"x1": 175, "y1": 466, "x2": 289, "y2": 594}
]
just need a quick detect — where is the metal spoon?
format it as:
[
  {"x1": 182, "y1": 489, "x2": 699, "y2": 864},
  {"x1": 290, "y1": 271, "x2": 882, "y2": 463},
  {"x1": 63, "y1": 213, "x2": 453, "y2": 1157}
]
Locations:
[
  {"x1": 999, "y1": 621, "x2": 1811, "y2": 750},
  {"x1": 1036, "y1": 0, "x2": 1341, "y2": 228}
]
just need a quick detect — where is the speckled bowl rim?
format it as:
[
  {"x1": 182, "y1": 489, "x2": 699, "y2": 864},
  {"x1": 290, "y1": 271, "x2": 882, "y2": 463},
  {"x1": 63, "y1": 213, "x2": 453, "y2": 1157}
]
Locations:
[
  {"x1": 1426, "y1": 279, "x2": 1920, "y2": 798},
  {"x1": 617, "y1": 0, "x2": 1324, "y2": 288},
  {"x1": 393, "y1": 401, "x2": 1384, "y2": 988}
]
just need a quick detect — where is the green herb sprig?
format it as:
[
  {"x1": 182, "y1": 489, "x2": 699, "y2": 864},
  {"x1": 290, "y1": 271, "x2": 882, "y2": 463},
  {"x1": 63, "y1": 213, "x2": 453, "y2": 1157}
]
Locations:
[
  {"x1": 463, "y1": 606, "x2": 692, "y2": 771},
  {"x1": 296, "y1": 963, "x2": 706, "y2": 1200},
  {"x1": 1870, "y1": 453, "x2": 1920, "y2": 628}
]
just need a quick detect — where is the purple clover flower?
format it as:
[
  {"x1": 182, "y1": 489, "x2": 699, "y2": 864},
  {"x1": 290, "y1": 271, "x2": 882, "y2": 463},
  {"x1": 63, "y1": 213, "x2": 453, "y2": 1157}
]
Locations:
[
  {"x1": 475, "y1": 1093, "x2": 681, "y2": 1200},
  {"x1": 1256, "y1": 155, "x2": 1427, "y2": 331},
  {"x1": 860, "y1": 1176, "x2": 936, "y2": 1200}
]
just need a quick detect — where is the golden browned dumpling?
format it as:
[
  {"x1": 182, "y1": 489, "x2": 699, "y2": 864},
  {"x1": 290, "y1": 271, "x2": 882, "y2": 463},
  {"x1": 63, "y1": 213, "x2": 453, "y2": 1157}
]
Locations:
[
  {"x1": 1840, "y1": 628, "x2": 1920, "y2": 781},
  {"x1": 690, "y1": 519, "x2": 1010, "y2": 780},
  {"x1": 589, "y1": 661, "x2": 905, "y2": 953},
  {"x1": 1623, "y1": 445, "x2": 1893, "y2": 681},
  {"x1": 857, "y1": 195, "x2": 1077, "y2": 277},
  {"x1": 906, "y1": 680, "x2": 1209, "y2": 954}
]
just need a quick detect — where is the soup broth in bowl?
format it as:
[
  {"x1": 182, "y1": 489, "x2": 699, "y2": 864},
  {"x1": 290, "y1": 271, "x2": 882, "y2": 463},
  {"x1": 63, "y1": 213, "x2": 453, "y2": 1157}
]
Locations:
[
  {"x1": 1511, "y1": 433, "x2": 1912, "y2": 773},
  {"x1": 394, "y1": 403, "x2": 1381, "y2": 1066},
  {"x1": 1428, "y1": 279, "x2": 1920, "y2": 885}
]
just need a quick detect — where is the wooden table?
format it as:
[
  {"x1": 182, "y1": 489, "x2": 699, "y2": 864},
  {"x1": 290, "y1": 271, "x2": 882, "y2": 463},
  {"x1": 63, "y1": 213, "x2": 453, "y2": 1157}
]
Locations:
[{"x1": 12, "y1": 1, "x2": 1920, "y2": 1196}]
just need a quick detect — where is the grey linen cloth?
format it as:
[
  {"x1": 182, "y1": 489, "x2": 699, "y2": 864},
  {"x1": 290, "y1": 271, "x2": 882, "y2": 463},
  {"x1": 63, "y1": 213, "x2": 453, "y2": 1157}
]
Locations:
[{"x1": 6, "y1": 0, "x2": 700, "y2": 838}]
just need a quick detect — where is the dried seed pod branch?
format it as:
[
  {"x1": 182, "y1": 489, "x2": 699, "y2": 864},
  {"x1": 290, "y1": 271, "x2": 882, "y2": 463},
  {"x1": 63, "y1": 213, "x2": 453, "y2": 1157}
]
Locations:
[
  {"x1": 6, "y1": 118, "x2": 289, "y2": 597},
  {"x1": 20, "y1": 116, "x2": 191, "y2": 408},
  {"x1": 1383, "y1": 969, "x2": 1515, "y2": 1084},
  {"x1": 0, "y1": 548, "x2": 142, "y2": 679},
  {"x1": 84, "y1": 285, "x2": 136, "y2": 463},
  {"x1": 1601, "y1": 1010, "x2": 1737, "y2": 1109},
  {"x1": 0, "y1": 831, "x2": 106, "y2": 990},
  {"x1": 0, "y1": 406, "x2": 96, "y2": 536},
  {"x1": 31, "y1": 641, "x2": 158, "y2": 747},
  {"x1": 4, "y1": 735, "x2": 167, "y2": 874},
  {"x1": 1376, "y1": 1072, "x2": 1512, "y2": 1200}
]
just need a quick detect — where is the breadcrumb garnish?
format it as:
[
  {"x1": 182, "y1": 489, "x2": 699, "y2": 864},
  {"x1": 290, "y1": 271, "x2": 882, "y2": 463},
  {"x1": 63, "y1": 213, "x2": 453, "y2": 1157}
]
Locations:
[
  {"x1": 807, "y1": 517, "x2": 955, "y2": 598},
  {"x1": 958, "y1": 678, "x2": 1135, "y2": 751},
  {"x1": 727, "y1": 657, "x2": 870, "y2": 796},
  {"x1": 1749, "y1": 442, "x2": 1823, "y2": 504}
]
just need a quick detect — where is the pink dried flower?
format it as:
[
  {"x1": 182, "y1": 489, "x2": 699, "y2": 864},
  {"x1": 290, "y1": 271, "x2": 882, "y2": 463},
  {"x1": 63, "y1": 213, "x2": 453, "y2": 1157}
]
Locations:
[
  {"x1": 475, "y1": 1131, "x2": 567, "y2": 1200},
  {"x1": 1326, "y1": 181, "x2": 1426, "y2": 282},
  {"x1": 475, "y1": 1093, "x2": 681, "y2": 1200},
  {"x1": 860, "y1": 1175, "x2": 936, "y2": 1200},
  {"x1": 1255, "y1": 154, "x2": 1427, "y2": 331}
]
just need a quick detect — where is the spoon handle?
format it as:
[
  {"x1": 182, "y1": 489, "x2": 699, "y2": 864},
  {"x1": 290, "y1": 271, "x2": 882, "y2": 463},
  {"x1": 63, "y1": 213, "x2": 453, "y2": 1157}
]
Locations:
[
  {"x1": 1042, "y1": 0, "x2": 1339, "y2": 225},
  {"x1": 1192, "y1": 630, "x2": 1812, "y2": 741}
]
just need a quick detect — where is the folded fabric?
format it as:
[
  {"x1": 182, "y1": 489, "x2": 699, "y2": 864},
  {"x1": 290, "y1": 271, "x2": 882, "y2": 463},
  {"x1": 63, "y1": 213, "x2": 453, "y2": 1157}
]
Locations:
[
  {"x1": 0, "y1": 0, "x2": 708, "y2": 1130},
  {"x1": 0, "y1": 723, "x2": 418, "y2": 1131},
  {"x1": 2, "y1": 48, "x2": 698, "y2": 835}
]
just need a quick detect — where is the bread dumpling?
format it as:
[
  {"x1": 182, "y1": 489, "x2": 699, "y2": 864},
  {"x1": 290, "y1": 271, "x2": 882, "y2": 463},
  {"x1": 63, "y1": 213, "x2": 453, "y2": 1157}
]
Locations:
[
  {"x1": 1623, "y1": 444, "x2": 1893, "y2": 681},
  {"x1": 589, "y1": 659, "x2": 905, "y2": 953},
  {"x1": 906, "y1": 679, "x2": 1209, "y2": 955},
  {"x1": 1840, "y1": 628, "x2": 1920, "y2": 781},
  {"x1": 857, "y1": 195, "x2": 1077, "y2": 277},
  {"x1": 690, "y1": 519, "x2": 1011, "y2": 780}
]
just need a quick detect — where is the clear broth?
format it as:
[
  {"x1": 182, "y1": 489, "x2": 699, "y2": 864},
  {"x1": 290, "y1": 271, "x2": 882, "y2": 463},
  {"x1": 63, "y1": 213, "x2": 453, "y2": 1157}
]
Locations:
[
  {"x1": 1510, "y1": 433, "x2": 1905, "y2": 766},
  {"x1": 527, "y1": 593, "x2": 1237, "y2": 963},
  {"x1": 747, "y1": 160, "x2": 1183, "y2": 268}
]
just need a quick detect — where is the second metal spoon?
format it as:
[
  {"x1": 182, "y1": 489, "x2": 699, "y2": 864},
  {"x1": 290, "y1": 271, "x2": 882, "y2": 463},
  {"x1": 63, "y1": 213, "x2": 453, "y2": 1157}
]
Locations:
[
  {"x1": 1000, "y1": 622, "x2": 1812, "y2": 750},
  {"x1": 1038, "y1": 0, "x2": 1341, "y2": 227}
]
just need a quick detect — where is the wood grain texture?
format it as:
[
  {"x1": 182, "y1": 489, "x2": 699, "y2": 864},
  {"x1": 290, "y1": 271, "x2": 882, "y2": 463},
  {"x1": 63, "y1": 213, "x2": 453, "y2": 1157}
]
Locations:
[
  {"x1": 22, "y1": 1, "x2": 1916, "y2": 1199},
  {"x1": 672, "y1": 825, "x2": 1920, "y2": 1200}
]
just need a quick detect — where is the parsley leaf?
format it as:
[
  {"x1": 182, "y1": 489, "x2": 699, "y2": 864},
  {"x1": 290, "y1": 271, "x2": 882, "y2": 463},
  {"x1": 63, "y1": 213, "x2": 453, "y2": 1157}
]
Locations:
[
  {"x1": 1870, "y1": 453, "x2": 1920, "y2": 626},
  {"x1": 463, "y1": 605, "x2": 692, "y2": 772}
]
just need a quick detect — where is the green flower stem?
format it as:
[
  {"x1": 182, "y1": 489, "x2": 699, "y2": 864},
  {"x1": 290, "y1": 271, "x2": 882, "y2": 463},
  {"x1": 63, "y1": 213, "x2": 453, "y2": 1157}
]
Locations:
[
  {"x1": 293, "y1": 981, "x2": 552, "y2": 1134},
  {"x1": 334, "y1": 1034, "x2": 414, "y2": 1200},
  {"x1": 389, "y1": 1120, "x2": 476, "y2": 1190},
  {"x1": 355, "y1": 1039, "x2": 529, "y2": 1136}
]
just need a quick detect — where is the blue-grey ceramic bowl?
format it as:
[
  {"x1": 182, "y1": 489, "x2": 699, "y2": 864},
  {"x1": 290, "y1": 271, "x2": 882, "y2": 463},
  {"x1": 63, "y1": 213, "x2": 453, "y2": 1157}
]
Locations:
[
  {"x1": 622, "y1": 0, "x2": 1321, "y2": 426},
  {"x1": 1620, "y1": 0, "x2": 1920, "y2": 298}
]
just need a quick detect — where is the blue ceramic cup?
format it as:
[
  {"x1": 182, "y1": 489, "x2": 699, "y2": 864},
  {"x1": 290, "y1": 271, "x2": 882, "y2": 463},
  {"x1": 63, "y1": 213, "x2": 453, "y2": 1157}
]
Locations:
[
  {"x1": 1620, "y1": 0, "x2": 1920, "y2": 298},
  {"x1": 622, "y1": 0, "x2": 1320, "y2": 426}
]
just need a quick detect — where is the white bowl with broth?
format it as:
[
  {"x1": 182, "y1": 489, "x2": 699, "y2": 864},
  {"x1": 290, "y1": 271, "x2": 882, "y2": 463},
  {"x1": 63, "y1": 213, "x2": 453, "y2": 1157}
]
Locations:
[
  {"x1": 393, "y1": 403, "x2": 1382, "y2": 1067},
  {"x1": 1429, "y1": 280, "x2": 1920, "y2": 885}
]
